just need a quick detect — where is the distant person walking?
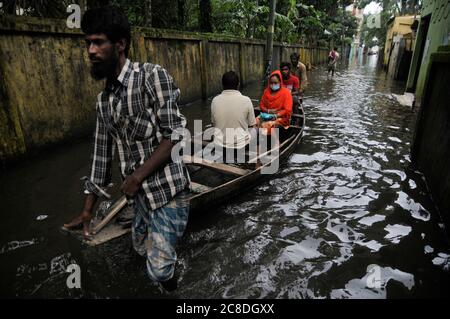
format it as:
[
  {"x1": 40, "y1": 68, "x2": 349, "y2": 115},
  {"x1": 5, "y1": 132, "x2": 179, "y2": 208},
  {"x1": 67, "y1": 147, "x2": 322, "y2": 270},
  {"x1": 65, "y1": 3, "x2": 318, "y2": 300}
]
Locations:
[{"x1": 327, "y1": 47, "x2": 339, "y2": 77}]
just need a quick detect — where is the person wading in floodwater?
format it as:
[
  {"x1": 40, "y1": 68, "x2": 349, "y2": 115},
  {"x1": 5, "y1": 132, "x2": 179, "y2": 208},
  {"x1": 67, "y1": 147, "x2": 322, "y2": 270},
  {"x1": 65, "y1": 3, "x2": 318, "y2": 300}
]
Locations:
[
  {"x1": 289, "y1": 52, "x2": 308, "y2": 96},
  {"x1": 63, "y1": 6, "x2": 190, "y2": 292},
  {"x1": 327, "y1": 47, "x2": 339, "y2": 77}
]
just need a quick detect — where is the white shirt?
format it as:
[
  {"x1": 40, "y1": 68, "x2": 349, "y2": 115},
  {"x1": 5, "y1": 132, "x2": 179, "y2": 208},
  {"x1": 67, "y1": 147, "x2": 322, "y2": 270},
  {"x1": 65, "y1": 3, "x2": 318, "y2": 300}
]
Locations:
[{"x1": 211, "y1": 90, "x2": 256, "y2": 149}]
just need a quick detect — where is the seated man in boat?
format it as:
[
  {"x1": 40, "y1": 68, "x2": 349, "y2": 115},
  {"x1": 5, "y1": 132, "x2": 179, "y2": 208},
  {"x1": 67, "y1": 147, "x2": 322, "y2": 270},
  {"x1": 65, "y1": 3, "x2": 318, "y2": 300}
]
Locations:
[
  {"x1": 257, "y1": 70, "x2": 293, "y2": 137},
  {"x1": 210, "y1": 71, "x2": 256, "y2": 163},
  {"x1": 63, "y1": 6, "x2": 189, "y2": 292},
  {"x1": 280, "y1": 62, "x2": 300, "y2": 107},
  {"x1": 280, "y1": 62, "x2": 300, "y2": 95},
  {"x1": 280, "y1": 62, "x2": 301, "y2": 118}
]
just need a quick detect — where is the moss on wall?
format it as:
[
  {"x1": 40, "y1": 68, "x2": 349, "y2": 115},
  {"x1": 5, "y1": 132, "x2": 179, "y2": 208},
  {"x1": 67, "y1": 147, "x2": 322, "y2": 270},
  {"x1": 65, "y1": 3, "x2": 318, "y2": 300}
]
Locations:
[{"x1": 145, "y1": 38, "x2": 203, "y2": 102}]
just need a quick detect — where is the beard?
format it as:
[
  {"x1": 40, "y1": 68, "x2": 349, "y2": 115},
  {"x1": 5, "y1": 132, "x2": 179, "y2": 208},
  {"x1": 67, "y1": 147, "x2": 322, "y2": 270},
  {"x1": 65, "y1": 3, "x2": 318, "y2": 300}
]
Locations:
[{"x1": 89, "y1": 51, "x2": 119, "y2": 81}]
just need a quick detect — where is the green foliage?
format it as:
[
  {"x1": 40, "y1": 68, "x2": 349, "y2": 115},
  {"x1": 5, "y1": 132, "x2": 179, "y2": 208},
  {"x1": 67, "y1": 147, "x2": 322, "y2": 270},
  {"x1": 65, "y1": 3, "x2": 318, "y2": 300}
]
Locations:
[
  {"x1": 0, "y1": 0, "x2": 362, "y2": 46},
  {"x1": 0, "y1": 0, "x2": 72, "y2": 18},
  {"x1": 109, "y1": 0, "x2": 147, "y2": 26},
  {"x1": 211, "y1": 0, "x2": 266, "y2": 38}
]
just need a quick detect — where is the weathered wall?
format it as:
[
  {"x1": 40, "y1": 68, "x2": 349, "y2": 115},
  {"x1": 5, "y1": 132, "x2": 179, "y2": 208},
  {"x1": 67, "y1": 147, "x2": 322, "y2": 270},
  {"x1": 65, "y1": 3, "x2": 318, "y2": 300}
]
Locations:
[
  {"x1": 242, "y1": 43, "x2": 265, "y2": 84},
  {"x1": 406, "y1": 0, "x2": 450, "y2": 103},
  {"x1": 411, "y1": 46, "x2": 450, "y2": 228},
  {"x1": 0, "y1": 17, "x2": 103, "y2": 162},
  {"x1": 0, "y1": 15, "x2": 329, "y2": 164},
  {"x1": 205, "y1": 41, "x2": 241, "y2": 96},
  {"x1": 143, "y1": 37, "x2": 203, "y2": 102},
  {"x1": 383, "y1": 15, "x2": 418, "y2": 67}
]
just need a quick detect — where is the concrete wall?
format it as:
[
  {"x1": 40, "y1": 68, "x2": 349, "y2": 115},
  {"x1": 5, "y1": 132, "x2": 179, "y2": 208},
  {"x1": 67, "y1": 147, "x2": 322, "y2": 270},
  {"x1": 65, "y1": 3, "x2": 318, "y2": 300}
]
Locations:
[
  {"x1": 406, "y1": 0, "x2": 450, "y2": 103},
  {"x1": 411, "y1": 45, "x2": 450, "y2": 228},
  {"x1": 0, "y1": 15, "x2": 329, "y2": 164},
  {"x1": 143, "y1": 37, "x2": 204, "y2": 102},
  {"x1": 383, "y1": 15, "x2": 418, "y2": 67},
  {"x1": 0, "y1": 17, "x2": 103, "y2": 163}
]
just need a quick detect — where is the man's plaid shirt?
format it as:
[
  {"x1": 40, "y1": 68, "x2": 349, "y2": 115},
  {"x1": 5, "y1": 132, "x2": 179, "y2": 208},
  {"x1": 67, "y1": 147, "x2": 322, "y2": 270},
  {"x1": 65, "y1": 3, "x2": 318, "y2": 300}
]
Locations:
[{"x1": 84, "y1": 59, "x2": 190, "y2": 210}]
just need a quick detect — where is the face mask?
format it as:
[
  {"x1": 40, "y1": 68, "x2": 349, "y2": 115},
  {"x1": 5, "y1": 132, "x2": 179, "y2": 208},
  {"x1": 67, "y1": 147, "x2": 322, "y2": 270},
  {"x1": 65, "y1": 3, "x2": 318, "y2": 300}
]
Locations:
[{"x1": 270, "y1": 84, "x2": 280, "y2": 91}]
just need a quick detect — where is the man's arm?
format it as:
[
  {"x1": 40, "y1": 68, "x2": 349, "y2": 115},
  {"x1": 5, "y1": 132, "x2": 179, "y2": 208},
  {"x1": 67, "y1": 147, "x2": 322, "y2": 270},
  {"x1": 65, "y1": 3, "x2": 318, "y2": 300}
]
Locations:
[
  {"x1": 121, "y1": 138, "x2": 174, "y2": 196},
  {"x1": 298, "y1": 63, "x2": 308, "y2": 92},
  {"x1": 211, "y1": 98, "x2": 216, "y2": 127},
  {"x1": 80, "y1": 193, "x2": 98, "y2": 221},
  {"x1": 291, "y1": 76, "x2": 300, "y2": 96},
  {"x1": 63, "y1": 193, "x2": 98, "y2": 237},
  {"x1": 64, "y1": 111, "x2": 113, "y2": 236},
  {"x1": 247, "y1": 98, "x2": 257, "y2": 128},
  {"x1": 276, "y1": 92, "x2": 293, "y2": 118}
]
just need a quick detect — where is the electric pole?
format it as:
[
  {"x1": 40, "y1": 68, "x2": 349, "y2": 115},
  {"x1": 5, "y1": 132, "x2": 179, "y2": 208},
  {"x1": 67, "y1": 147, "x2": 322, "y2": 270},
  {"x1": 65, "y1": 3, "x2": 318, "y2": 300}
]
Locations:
[
  {"x1": 263, "y1": 0, "x2": 277, "y2": 87},
  {"x1": 341, "y1": 0, "x2": 345, "y2": 60}
]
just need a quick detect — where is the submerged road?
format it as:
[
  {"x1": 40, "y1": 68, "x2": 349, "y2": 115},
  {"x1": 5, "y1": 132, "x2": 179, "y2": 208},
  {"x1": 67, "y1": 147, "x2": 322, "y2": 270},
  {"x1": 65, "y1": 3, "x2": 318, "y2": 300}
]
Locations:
[{"x1": 1, "y1": 55, "x2": 449, "y2": 298}]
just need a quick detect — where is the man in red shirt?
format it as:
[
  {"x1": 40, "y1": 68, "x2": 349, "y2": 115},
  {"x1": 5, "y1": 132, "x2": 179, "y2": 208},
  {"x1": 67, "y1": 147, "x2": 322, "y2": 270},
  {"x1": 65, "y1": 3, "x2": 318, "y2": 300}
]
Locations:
[
  {"x1": 280, "y1": 62, "x2": 300, "y2": 95},
  {"x1": 280, "y1": 62, "x2": 300, "y2": 110}
]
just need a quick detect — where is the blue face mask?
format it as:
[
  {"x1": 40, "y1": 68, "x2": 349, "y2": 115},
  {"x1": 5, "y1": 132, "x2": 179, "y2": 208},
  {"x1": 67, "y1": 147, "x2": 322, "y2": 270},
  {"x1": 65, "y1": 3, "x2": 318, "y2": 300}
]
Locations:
[{"x1": 270, "y1": 84, "x2": 281, "y2": 91}]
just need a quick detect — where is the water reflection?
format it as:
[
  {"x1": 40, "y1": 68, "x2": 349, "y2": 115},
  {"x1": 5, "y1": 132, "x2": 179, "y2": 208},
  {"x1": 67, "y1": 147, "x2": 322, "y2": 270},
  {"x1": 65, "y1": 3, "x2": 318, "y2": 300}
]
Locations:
[{"x1": 177, "y1": 58, "x2": 450, "y2": 299}]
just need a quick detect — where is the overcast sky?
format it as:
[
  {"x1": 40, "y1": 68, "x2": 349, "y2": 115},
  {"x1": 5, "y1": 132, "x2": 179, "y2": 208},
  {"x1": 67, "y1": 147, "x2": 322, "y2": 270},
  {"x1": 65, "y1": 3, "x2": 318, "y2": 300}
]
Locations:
[{"x1": 364, "y1": 1, "x2": 383, "y2": 15}]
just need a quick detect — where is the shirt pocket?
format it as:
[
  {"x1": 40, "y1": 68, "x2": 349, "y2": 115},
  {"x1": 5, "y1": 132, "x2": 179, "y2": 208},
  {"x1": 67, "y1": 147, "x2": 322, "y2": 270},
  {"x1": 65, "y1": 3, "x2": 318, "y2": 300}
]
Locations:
[{"x1": 125, "y1": 109, "x2": 155, "y2": 141}]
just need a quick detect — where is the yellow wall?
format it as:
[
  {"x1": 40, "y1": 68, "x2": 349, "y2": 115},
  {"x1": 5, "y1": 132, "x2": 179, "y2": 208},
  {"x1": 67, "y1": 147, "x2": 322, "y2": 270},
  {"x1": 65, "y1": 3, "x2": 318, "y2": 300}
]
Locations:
[{"x1": 384, "y1": 15, "x2": 419, "y2": 66}]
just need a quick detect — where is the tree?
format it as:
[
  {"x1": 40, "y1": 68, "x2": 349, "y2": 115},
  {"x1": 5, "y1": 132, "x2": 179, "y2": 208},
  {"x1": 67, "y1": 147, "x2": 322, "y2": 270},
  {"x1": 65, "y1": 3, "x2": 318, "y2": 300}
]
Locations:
[
  {"x1": 356, "y1": 0, "x2": 421, "y2": 50},
  {"x1": 0, "y1": 0, "x2": 71, "y2": 18},
  {"x1": 199, "y1": 0, "x2": 213, "y2": 32},
  {"x1": 144, "y1": 0, "x2": 151, "y2": 26},
  {"x1": 177, "y1": 0, "x2": 186, "y2": 28},
  {"x1": 0, "y1": 0, "x2": 359, "y2": 47}
]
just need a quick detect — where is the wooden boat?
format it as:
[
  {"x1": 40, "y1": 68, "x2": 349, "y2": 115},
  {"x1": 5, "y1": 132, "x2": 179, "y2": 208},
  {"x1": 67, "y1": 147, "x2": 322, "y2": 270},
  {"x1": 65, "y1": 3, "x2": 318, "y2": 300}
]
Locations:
[{"x1": 62, "y1": 103, "x2": 305, "y2": 246}]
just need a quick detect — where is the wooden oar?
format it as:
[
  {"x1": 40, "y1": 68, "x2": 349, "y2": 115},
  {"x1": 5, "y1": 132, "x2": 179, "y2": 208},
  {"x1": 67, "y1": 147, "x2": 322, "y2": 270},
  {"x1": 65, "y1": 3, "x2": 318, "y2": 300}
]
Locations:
[{"x1": 92, "y1": 196, "x2": 128, "y2": 235}]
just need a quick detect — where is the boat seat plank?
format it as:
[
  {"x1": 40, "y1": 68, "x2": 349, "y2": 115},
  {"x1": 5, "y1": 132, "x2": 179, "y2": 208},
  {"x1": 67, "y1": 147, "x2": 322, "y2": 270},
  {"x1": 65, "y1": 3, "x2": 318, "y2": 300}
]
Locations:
[
  {"x1": 183, "y1": 155, "x2": 251, "y2": 176},
  {"x1": 190, "y1": 182, "x2": 212, "y2": 194}
]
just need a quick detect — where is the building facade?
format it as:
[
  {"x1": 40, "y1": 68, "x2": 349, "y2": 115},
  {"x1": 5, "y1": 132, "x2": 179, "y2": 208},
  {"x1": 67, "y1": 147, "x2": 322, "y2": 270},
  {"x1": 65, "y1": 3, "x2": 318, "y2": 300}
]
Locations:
[{"x1": 406, "y1": 0, "x2": 450, "y2": 104}]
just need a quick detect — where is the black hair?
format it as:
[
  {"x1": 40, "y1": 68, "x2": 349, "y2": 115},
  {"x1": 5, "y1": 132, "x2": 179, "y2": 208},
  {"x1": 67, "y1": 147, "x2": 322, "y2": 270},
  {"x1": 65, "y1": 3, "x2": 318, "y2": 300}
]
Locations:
[
  {"x1": 222, "y1": 71, "x2": 240, "y2": 90},
  {"x1": 81, "y1": 6, "x2": 131, "y2": 57},
  {"x1": 290, "y1": 52, "x2": 300, "y2": 60},
  {"x1": 333, "y1": 47, "x2": 338, "y2": 51},
  {"x1": 280, "y1": 62, "x2": 291, "y2": 70}
]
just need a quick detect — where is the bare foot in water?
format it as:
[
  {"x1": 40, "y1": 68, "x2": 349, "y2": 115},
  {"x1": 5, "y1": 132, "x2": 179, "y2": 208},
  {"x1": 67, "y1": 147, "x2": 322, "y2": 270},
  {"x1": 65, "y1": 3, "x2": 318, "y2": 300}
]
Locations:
[{"x1": 63, "y1": 211, "x2": 93, "y2": 239}]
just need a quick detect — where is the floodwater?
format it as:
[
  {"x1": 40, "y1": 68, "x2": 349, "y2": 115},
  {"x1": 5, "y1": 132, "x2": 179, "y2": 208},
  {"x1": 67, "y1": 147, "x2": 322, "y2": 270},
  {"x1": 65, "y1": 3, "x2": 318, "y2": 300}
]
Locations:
[{"x1": 1, "y1": 55, "x2": 450, "y2": 298}]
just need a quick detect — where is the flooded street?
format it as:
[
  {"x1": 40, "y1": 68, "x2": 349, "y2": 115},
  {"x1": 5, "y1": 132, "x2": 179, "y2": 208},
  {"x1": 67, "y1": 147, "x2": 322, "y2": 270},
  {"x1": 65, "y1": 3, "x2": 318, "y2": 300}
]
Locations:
[{"x1": 1, "y1": 55, "x2": 449, "y2": 298}]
